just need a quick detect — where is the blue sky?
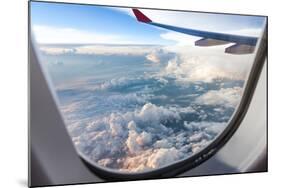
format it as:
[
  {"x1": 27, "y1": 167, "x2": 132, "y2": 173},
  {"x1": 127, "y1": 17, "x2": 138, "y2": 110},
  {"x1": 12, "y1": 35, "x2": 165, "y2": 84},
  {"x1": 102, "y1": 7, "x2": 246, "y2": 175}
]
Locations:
[{"x1": 30, "y1": 1, "x2": 266, "y2": 45}]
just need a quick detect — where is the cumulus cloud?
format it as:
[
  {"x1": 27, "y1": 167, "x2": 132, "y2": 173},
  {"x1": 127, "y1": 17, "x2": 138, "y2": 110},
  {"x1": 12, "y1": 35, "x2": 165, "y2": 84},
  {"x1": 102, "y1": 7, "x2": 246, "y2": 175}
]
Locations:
[
  {"x1": 39, "y1": 40, "x2": 255, "y2": 84},
  {"x1": 39, "y1": 44, "x2": 178, "y2": 67},
  {"x1": 156, "y1": 25, "x2": 259, "y2": 84},
  {"x1": 44, "y1": 41, "x2": 251, "y2": 172},
  {"x1": 141, "y1": 148, "x2": 182, "y2": 169},
  {"x1": 195, "y1": 87, "x2": 243, "y2": 108},
  {"x1": 145, "y1": 48, "x2": 176, "y2": 63},
  {"x1": 157, "y1": 45, "x2": 254, "y2": 83},
  {"x1": 146, "y1": 51, "x2": 162, "y2": 63},
  {"x1": 52, "y1": 44, "x2": 248, "y2": 171},
  {"x1": 62, "y1": 99, "x2": 228, "y2": 172},
  {"x1": 68, "y1": 103, "x2": 181, "y2": 168}
]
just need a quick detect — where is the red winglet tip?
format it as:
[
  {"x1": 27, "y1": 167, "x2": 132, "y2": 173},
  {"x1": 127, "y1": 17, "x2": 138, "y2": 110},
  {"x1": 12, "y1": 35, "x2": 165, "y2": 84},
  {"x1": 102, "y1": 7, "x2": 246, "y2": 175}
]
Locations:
[{"x1": 132, "y1": 9, "x2": 152, "y2": 23}]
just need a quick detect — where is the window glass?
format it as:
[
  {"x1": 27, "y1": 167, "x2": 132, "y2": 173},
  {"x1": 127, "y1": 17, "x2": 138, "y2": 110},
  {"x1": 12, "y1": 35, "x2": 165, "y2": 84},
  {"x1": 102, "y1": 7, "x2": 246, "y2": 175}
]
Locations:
[{"x1": 31, "y1": 2, "x2": 266, "y2": 173}]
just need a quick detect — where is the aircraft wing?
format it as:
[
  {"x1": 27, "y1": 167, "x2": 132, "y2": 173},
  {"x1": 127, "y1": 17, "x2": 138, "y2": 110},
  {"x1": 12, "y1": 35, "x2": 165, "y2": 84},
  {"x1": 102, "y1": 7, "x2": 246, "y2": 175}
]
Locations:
[{"x1": 132, "y1": 9, "x2": 258, "y2": 54}]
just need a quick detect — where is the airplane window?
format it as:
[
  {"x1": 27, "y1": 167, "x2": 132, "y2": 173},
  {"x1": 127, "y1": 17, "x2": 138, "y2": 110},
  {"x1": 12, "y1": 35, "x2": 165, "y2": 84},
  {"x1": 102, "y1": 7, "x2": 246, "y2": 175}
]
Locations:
[{"x1": 30, "y1": 2, "x2": 267, "y2": 175}]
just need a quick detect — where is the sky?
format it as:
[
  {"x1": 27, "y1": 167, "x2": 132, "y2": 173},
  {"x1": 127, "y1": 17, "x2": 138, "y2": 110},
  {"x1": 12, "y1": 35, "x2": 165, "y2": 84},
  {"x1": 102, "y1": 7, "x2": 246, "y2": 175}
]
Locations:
[{"x1": 30, "y1": 1, "x2": 266, "y2": 45}]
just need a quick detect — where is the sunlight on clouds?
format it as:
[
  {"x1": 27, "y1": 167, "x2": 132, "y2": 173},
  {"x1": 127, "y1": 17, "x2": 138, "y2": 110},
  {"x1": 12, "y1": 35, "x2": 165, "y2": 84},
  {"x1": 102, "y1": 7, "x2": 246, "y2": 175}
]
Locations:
[
  {"x1": 67, "y1": 101, "x2": 225, "y2": 172},
  {"x1": 47, "y1": 44, "x2": 249, "y2": 171},
  {"x1": 38, "y1": 44, "x2": 177, "y2": 65},
  {"x1": 39, "y1": 44, "x2": 165, "y2": 59},
  {"x1": 39, "y1": 42, "x2": 254, "y2": 83},
  {"x1": 196, "y1": 87, "x2": 243, "y2": 108},
  {"x1": 160, "y1": 54, "x2": 252, "y2": 83},
  {"x1": 74, "y1": 45, "x2": 158, "y2": 56}
]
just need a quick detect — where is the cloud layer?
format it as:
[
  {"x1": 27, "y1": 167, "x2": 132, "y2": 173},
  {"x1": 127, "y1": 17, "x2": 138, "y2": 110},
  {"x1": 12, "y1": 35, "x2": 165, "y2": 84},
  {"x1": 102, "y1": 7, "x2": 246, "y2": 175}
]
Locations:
[
  {"x1": 40, "y1": 39, "x2": 253, "y2": 172},
  {"x1": 68, "y1": 102, "x2": 227, "y2": 172}
]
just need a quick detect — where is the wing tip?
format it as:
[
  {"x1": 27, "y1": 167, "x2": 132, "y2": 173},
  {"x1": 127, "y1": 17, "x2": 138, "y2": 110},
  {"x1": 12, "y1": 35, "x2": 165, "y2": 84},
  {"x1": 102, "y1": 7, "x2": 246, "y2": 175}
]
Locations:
[{"x1": 132, "y1": 9, "x2": 152, "y2": 23}]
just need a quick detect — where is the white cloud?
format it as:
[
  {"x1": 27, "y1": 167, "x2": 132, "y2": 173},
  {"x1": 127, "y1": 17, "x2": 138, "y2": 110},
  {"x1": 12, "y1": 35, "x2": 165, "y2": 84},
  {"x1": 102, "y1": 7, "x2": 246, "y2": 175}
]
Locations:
[
  {"x1": 195, "y1": 87, "x2": 243, "y2": 108},
  {"x1": 54, "y1": 60, "x2": 240, "y2": 172},
  {"x1": 157, "y1": 43, "x2": 255, "y2": 83},
  {"x1": 74, "y1": 45, "x2": 158, "y2": 56},
  {"x1": 62, "y1": 98, "x2": 229, "y2": 172},
  {"x1": 39, "y1": 46, "x2": 76, "y2": 55},
  {"x1": 146, "y1": 147, "x2": 182, "y2": 169},
  {"x1": 32, "y1": 25, "x2": 124, "y2": 44},
  {"x1": 126, "y1": 129, "x2": 142, "y2": 154},
  {"x1": 40, "y1": 40, "x2": 255, "y2": 84},
  {"x1": 146, "y1": 51, "x2": 161, "y2": 63},
  {"x1": 39, "y1": 44, "x2": 165, "y2": 57},
  {"x1": 49, "y1": 44, "x2": 250, "y2": 171},
  {"x1": 52, "y1": 44, "x2": 249, "y2": 171},
  {"x1": 145, "y1": 48, "x2": 176, "y2": 63}
]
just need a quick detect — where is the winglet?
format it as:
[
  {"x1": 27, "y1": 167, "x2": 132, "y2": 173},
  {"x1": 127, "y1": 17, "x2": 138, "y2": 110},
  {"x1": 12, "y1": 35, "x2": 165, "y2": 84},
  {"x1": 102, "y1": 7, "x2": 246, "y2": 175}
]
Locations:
[{"x1": 132, "y1": 9, "x2": 152, "y2": 23}]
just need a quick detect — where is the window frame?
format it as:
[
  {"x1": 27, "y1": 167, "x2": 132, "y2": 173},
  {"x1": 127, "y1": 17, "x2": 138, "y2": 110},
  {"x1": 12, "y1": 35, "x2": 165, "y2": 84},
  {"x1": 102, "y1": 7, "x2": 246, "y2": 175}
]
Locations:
[{"x1": 30, "y1": 1, "x2": 268, "y2": 180}]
